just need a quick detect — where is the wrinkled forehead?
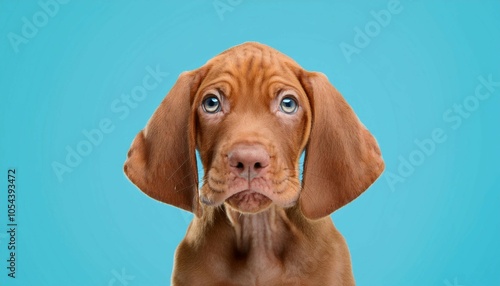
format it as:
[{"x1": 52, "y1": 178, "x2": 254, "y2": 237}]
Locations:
[{"x1": 198, "y1": 44, "x2": 304, "y2": 101}]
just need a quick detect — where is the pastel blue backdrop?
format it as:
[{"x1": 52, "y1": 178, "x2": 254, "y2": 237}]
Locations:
[{"x1": 1, "y1": 1, "x2": 499, "y2": 285}]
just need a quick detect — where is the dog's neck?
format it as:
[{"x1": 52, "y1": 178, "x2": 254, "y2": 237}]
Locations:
[
  {"x1": 224, "y1": 205, "x2": 301, "y2": 259},
  {"x1": 185, "y1": 204, "x2": 338, "y2": 282}
]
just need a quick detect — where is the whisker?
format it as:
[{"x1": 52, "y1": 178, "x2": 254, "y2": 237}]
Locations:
[
  {"x1": 301, "y1": 171, "x2": 338, "y2": 184},
  {"x1": 165, "y1": 157, "x2": 190, "y2": 182}
]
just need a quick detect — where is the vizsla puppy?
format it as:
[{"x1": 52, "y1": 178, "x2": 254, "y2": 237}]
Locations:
[{"x1": 124, "y1": 42, "x2": 384, "y2": 285}]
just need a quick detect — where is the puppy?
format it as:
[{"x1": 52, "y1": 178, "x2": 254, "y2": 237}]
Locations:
[{"x1": 125, "y1": 42, "x2": 384, "y2": 285}]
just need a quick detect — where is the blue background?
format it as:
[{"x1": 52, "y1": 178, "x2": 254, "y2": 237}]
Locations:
[{"x1": 1, "y1": 1, "x2": 499, "y2": 285}]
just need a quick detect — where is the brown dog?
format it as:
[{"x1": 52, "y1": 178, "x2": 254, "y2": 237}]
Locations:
[{"x1": 124, "y1": 42, "x2": 384, "y2": 285}]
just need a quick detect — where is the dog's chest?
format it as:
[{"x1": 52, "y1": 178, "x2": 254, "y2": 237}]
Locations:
[
  {"x1": 222, "y1": 248, "x2": 326, "y2": 286},
  {"x1": 224, "y1": 208, "x2": 307, "y2": 283},
  {"x1": 174, "y1": 208, "x2": 347, "y2": 285}
]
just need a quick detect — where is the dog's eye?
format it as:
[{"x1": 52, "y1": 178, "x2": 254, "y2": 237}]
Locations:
[
  {"x1": 280, "y1": 97, "x2": 298, "y2": 114},
  {"x1": 202, "y1": 96, "x2": 221, "y2": 113}
]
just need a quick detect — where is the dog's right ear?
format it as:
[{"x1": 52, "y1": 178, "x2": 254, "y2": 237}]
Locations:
[{"x1": 124, "y1": 70, "x2": 205, "y2": 217}]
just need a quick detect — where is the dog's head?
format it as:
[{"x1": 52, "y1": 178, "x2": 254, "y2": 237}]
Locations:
[{"x1": 124, "y1": 42, "x2": 384, "y2": 219}]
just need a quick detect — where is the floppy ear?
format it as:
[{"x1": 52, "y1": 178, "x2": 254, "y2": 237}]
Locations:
[
  {"x1": 124, "y1": 70, "x2": 203, "y2": 217},
  {"x1": 299, "y1": 72, "x2": 384, "y2": 219}
]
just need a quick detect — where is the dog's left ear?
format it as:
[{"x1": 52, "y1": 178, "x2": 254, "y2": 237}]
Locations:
[
  {"x1": 124, "y1": 70, "x2": 204, "y2": 217},
  {"x1": 299, "y1": 71, "x2": 384, "y2": 220}
]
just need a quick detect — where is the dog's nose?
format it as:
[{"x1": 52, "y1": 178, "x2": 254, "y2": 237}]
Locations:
[{"x1": 228, "y1": 144, "x2": 270, "y2": 180}]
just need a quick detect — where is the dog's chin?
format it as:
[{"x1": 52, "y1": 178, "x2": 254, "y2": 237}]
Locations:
[{"x1": 224, "y1": 190, "x2": 273, "y2": 214}]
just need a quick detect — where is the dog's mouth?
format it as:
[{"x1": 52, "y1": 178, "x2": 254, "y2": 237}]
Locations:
[
  {"x1": 225, "y1": 190, "x2": 273, "y2": 213},
  {"x1": 200, "y1": 167, "x2": 300, "y2": 213}
]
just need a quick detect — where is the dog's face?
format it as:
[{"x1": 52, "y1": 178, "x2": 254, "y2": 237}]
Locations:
[
  {"x1": 124, "y1": 42, "x2": 384, "y2": 219},
  {"x1": 194, "y1": 50, "x2": 312, "y2": 213}
]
